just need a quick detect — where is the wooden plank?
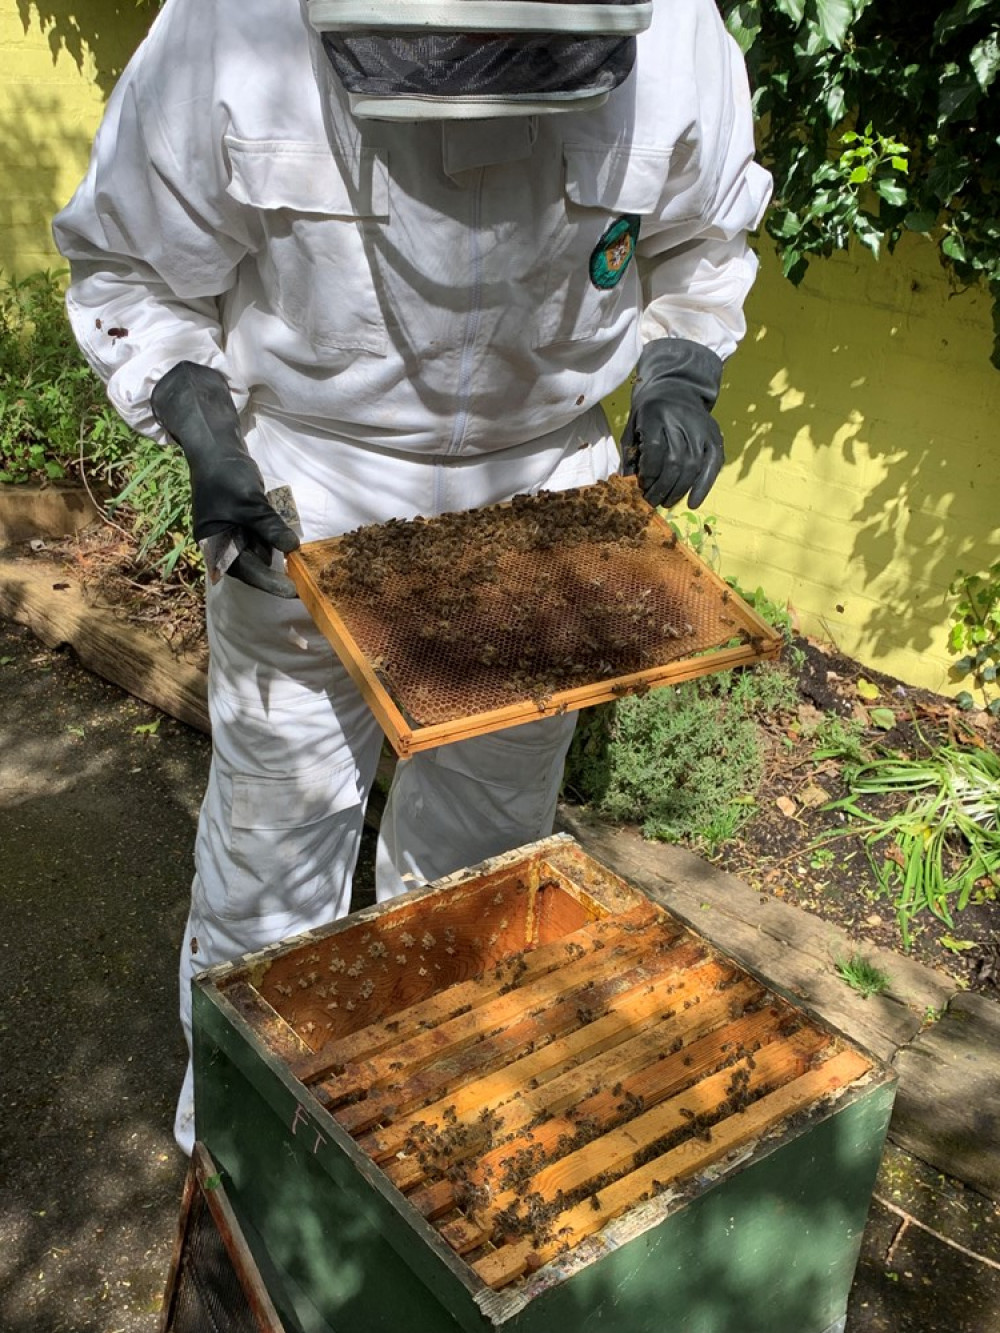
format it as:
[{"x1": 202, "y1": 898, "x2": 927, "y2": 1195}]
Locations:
[
  {"x1": 333, "y1": 942, "x2": 703, "y2": 1138},
  {"x1": 294, "y1": 899, "x2": 662, "y2": 1084},
  {"x1": 318, "y1": 913, "x2": 685, "y2": 1109},
  {"x1": 891, "y1": 993, "x2": 1000, "y2": 1198},
  {"x1": 472, "y1": 1047, "x2": 874, "y2": 1289},
  {"x1": 0, "y1": 553, "x2": 209, "y2": 732},
  {"x1": 441, "y1": 1028, "x2": 834, "y2": 1255},
  {"x1": 220, "y1": 981, "x2": 317, "y2": 1065},
  {"x1": 0, "y1": 483, "x2": 100, "y2": 544},
  {"x1": 366, "y1": 955, "x2": 746, "y2": 1174},
  {"x1": 556, "y1": 806, "x2": 955, "y2": 1061},
  {"x1": 403, "y1": 979, "x2": 767, "y2": 1214}
]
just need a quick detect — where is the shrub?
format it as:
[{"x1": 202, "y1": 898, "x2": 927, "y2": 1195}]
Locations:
[{"x1": 564, "y1": 663, "x2": 798, "y2": 848}]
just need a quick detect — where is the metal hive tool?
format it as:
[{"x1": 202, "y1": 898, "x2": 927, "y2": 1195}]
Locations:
[{"x1": 288, "y1": 477, "x2": 783, "y2": 756}]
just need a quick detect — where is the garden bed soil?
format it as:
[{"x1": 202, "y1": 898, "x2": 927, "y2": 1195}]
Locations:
[
  {"x1": 20, "y1": 517, "x2": 1000, "y2": 999},
  {"x1": 712, "y1": 635, "x2": 1000, "y2": 998}
]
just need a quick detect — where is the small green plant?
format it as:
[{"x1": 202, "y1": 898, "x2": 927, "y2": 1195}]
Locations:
[
  {"x1": 0, "y1": 268, "x2": 199, "y2": 581},
  {"x1": 835, "y1": 952, "x2": 891, "y2": 1000},
  {"x1": 825, "y1": 735, "x2": 1000, "y2": 949},
  {"x1": 563, "y1": 662, "x2": 798, "y2": 849},
  {"x1": 948, "y1": 558, "x2": 1000, "y2": 717},
  {"x1": 810, "y1": 714, "x2": 869, "y2": 767},
  {"x1": 726, "y1": 580, "x2": 795, "y2": 641},
  {"x1": 0, "y1": 269, "x2": 133, "y2": 483},
  {"x1": 809, "y1": 846, "x2": 835, "y2": 871},
  {"x1": 668, "y1": 510, "x2": 720, "y2": 569}
]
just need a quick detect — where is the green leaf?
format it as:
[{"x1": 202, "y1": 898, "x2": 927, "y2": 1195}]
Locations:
[
  {"x1": 133, "y1": 718, "x2": 162, "y2": 737},
  {"x1": 939, "y1": 934, "x2": 978, "y2": 953},
  {"x1": 938, "y1": 72, "x2": 982, "y2": 123},
  {"x1": 203, "y1": 1173, "x2": 223, "y2": 1191},
  {"x1": 955, "y1": 690, "x2": 977, "y2": 710},
  {"x1": 970, "y1": 32, "x2": 1000, "y2": 91},
  {"x1": 775, "y1": 0, "x2": 807, "y2": 23},
  {"x1": 856, "y1": 678, "x2": 881, "y2": 701},
  {"x1": 869, "y1": 707, "x2": 898, "y2": 730},
  {"x1": 875, "y1": 179, "x2": 908, "y2": 207},
  {"x1": 849, "y1": 165, "x2": 870, "y2": 185},
  {"x1": 904, "y1": 209, "x2": 939, "y2": 233},
  {"x1": 723, "y1": 2, "x2": 762, "y2": 55},
  {"x1": 942, "y1": 233, "x2": 968, "y2": 262},
  {"x1": 934, "y1": 0, "x2": 995, "y2": 45},
  {"x1": 814, "y1": 0, "x2": 854, "y2": 49}
]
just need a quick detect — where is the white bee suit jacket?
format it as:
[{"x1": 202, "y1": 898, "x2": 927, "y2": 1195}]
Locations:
[{"x1": 53, "y1": 0, "x2": 770, "y2": 1153}]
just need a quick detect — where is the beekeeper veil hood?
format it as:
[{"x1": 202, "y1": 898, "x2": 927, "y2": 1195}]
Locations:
[{"x1": 307, "y1": 0, "x2": 652, "y2": 120}]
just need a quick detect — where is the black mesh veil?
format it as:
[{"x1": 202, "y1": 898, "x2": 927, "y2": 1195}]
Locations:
[{"x1": 322, "y1": 32, "x2": 636, "y2": 106}]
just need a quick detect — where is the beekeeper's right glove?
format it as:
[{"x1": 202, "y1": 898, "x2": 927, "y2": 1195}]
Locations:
[{"x1": 150, "y1": 361, "x2": 300, "y2": 598}]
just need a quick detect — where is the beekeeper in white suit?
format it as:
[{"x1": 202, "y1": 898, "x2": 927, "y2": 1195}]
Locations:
[{"x1": 53, "y1": 0, "x2": 771, "y2": 1154}]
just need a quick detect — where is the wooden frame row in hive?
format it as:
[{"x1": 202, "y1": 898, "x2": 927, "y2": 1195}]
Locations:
[{"x1": 210, "y1": 838, "x2": 877, "y2": 1297}]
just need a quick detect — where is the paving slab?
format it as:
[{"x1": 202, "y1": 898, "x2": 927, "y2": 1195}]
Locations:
[{"x1": 892, "y1": 994, "x2": 1000, "y2": 1199}]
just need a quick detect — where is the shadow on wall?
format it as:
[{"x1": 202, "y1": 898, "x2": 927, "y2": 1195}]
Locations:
[
  {"x1": 0, "y1": 85, "x2": 92, "y2": 269},
  {"x1": 15, "y1": 0, "x2": 151, "y2": 97},
  {"x1": 3, "y1": 5, "x2": 151, "y2": 271},
  {"x1": 715, "y1": 234, "x2": 1000, "y2": 682}
]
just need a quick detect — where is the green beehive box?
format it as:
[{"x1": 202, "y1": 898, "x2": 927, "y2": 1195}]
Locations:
[{"x1": 191, "y1": 835, "x2": 896, "y2": 1333}]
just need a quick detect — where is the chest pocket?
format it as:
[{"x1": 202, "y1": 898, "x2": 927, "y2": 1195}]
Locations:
[
  {"x1": 533, "y1": 145, "x2": 670, "y2": 349},
  {"x1": 225, "y1": 136, "x2": 389, "y2": 356}
]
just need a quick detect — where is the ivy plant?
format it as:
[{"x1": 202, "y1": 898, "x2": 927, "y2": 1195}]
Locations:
[
  {"x1": 948, "y1": 557, "x2": 1000, "y2": 715},
  {"x1": 718, "y1": 0, "x2": 1000, "y2": 365}
]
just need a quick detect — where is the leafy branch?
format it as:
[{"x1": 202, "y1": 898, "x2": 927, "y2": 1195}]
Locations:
[{"x1": 719, "y1": 0, "x2": 1000, "y2": 365}]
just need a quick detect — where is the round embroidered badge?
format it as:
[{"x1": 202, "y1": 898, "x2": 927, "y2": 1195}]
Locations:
[{"x1": 589, "y1": 214, "x2": 641, "y2": 290}]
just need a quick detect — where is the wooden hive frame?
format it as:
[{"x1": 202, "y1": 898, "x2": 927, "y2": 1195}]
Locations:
[
  {"x1": 201, "y1": 837, "x2": 888, "y2": 1314},
  {"x1": 287, "y1": 480, "x2": 783, "y2": 756}
]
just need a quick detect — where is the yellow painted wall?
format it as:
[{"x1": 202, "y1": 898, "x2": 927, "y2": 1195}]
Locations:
[
  {"x1": 712, "y1": 235, "x2": 1000, "y2": 699},
  {"x1": 4, "y1": 3, "x2": 1000, "y2": 698},
  {"x1": 0, "y1": 2, "x2": 150, "y2": 273}
]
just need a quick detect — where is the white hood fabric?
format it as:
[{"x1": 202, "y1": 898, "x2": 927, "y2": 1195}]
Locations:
[{"x1": 52, "y1": 0, "x2": 771, "y2": 1155}]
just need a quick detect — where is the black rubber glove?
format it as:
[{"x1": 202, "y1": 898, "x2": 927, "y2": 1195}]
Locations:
[
  {"x1": 150, "y1": 361, "x2": 300, "y2": 597},
  {"x1": 620, "y1": 338, "x2": 725, "y2": 510}
]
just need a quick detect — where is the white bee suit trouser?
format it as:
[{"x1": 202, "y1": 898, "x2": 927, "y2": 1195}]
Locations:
[{"x1": 174, "y1": 405, "x2": 619, "y2": 1152}]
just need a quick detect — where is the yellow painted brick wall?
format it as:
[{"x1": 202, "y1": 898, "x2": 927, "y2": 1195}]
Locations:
[
  {"x1": 0, "y1": 3, "x2": 150, "y2": 273},
  {"x1": 4, "y1": 4, "x2": 999, "y2": 698},
  {"x1": 712, "y1": 236, "x2": 1000, "y2": 699}
]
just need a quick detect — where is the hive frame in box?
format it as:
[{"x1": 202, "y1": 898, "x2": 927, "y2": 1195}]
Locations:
[
  {"x1": 190, "y1": 834, "x2": 895, "y2": 1333},
  {"x1": 287, "y1": 484, "x2": 783, "y2": 756},
  {"x1": 160, "y1": 1141, "x2": 285, "y2": 1333}
]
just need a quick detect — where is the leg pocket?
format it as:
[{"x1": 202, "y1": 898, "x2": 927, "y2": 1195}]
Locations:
[{"x1": 223, "y1": 759, "x2": 364, "y2": 923}]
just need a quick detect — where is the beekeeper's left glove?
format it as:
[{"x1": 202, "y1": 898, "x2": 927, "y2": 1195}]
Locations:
[{"x1": 621, "y1": 339, "x2": 725, "y2": 510}]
